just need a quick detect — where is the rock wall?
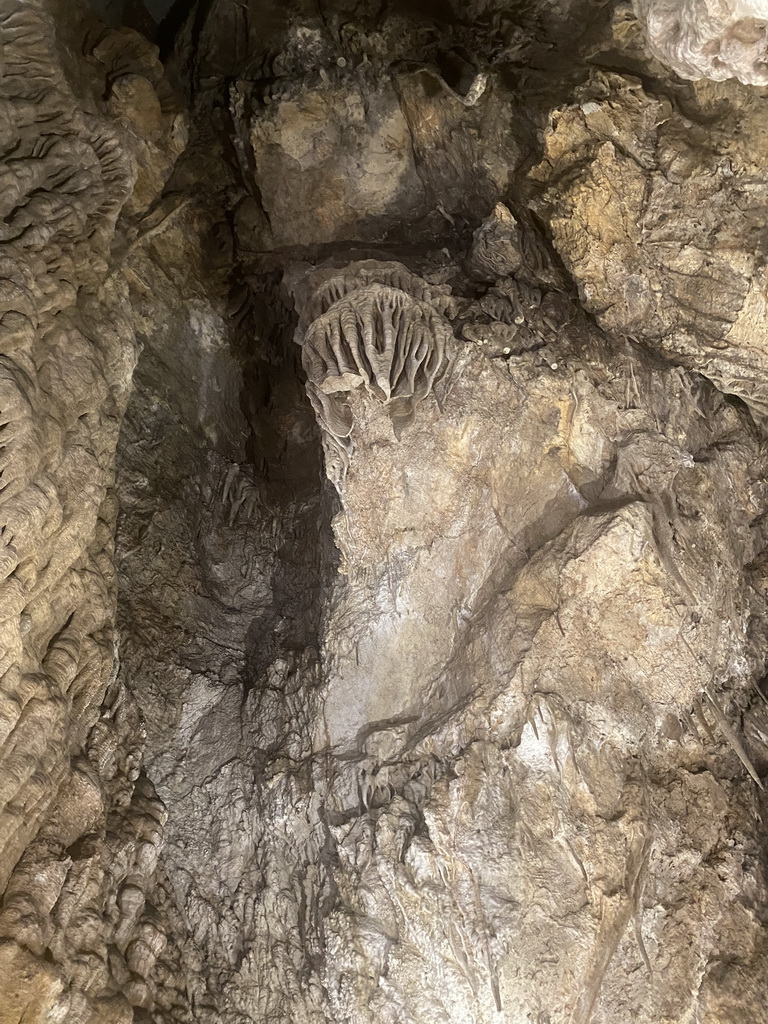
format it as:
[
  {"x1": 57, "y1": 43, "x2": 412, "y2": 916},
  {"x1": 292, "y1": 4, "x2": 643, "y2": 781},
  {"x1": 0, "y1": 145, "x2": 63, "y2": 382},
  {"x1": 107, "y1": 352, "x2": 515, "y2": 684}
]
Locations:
[
  {"x1": 0, "y1": 3, "x2": 188, "y2": 1021},
  {"x1": 289, "y1": 252, "x2": 768, "y2": 1024},
  {"x1": 2, "y1": 1, "x2": 768, "y2": 1023}
]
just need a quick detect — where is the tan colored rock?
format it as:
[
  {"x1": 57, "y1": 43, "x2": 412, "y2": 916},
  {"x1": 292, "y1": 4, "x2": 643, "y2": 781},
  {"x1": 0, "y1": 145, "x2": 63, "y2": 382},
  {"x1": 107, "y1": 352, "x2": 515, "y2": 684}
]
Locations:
[
  {"x1": 282, "y1": 258, "x2": 768, "y2": 1022},
  {"x1": 531, "y1": 67, "x2": 768, "y2": 417},
  {"x1": 4, "y1": 2, "x2": 768, "y2": 1023},
  {"x1": 0, "y1": 2, "x2": 185, "y2": 1021},
  {"x1": 240, "y1": 76, "x2": 424, "y2": 246},
  {"x1": 0, "y1": 942, "x2": 67, "y2": 1024}
]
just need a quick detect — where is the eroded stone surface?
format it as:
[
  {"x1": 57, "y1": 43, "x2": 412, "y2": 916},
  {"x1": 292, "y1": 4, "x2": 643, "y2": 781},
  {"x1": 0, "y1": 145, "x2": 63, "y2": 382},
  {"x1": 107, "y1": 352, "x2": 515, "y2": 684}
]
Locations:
[
  {"x1": 634, "y1": 0, "x2": 768, "y2": 84},
  {"x1": 2, "y1": 2, "x2": 768, "y2": 1023},
  {"x1": 0, "y1": 3, "x2": 187, "y2": 1020},
  {"x1": 530, "y1": 46, "x2": 768, "y2": 419},
  {"x1": 289, "y1": 255, "x2": 768, "y2": 1023}
]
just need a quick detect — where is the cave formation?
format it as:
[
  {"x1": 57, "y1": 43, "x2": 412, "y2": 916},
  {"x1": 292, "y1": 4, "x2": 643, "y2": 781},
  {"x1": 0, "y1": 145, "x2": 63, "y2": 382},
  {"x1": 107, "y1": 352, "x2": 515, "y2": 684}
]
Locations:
[{"x1": 2, "y1": 0, "x2": 768, "y2": 1021}]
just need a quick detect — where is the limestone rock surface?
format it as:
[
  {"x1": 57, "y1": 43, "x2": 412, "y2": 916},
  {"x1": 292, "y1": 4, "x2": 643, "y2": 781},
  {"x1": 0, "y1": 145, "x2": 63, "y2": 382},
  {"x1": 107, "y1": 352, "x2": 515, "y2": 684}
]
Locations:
[
  {"x1": 2, "y1": 1, "x2": 768, "y2": 1024},
  {"x1": 530, "y1": 23, "x2": 768, "y2": 420},
  {"x1": 634, "y1": 0, "x2": 768, "y2": 84},
  {"x1": 0, "y1": 3, "x2": 188, "y2": 1020}
]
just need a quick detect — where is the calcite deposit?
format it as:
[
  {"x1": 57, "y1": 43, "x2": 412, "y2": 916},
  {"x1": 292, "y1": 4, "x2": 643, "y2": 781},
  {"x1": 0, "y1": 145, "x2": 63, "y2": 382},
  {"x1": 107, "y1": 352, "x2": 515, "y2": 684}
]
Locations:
[
  {"x1": 2, "y1": 0, "x2": 768, "y2": 1022},
  {"x1": 634, "y1": 0, "x2": 768, "y2": 84}
]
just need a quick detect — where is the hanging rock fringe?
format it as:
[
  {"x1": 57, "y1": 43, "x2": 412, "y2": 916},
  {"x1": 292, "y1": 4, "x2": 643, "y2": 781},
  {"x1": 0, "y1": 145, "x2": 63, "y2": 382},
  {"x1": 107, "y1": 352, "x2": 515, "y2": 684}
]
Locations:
[{"x1": 299, "y1": 272, "x2": 454, "y2": 487}]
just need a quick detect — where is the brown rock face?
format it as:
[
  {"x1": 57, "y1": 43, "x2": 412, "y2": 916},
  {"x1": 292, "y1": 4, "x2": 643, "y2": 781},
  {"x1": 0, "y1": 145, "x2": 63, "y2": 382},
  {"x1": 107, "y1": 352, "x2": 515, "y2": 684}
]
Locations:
[
  {"x1": 2, "y1": 1, "x2": 768, "y2": 1023},
  {"x1": 0, "y1": 2, "x2": 185, "y2": 1020},
  {"x1": 529, "y1": 53, "x2": 768, "y2": 419}
]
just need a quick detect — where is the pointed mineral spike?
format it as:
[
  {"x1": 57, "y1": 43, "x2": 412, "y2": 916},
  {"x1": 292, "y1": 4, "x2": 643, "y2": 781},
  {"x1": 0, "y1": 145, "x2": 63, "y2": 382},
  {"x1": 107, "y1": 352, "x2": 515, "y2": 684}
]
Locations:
[
  {"x1": 704, "y1": 688, "x2": 764, "y2": 789},
  {"x1": 693, "y1": 699, "x2": 717, "y2": 746},
  {"x1": 681, "y1": 709, "x2": 701, "y2": 743}
]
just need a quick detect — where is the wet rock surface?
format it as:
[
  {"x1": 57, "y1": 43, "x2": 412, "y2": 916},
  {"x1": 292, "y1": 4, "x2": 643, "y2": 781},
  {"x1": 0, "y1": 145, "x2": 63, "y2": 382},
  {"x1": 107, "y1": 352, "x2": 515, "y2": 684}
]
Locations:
[{"x1": 2, "y1": 1, "x2": 768, "y2": 1023}]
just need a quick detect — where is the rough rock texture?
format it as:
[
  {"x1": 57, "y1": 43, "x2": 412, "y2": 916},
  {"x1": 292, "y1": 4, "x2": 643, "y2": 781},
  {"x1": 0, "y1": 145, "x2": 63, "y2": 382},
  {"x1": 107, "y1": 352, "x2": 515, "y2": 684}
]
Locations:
[
  {"x1": 531, "y1": 11, "x2": 768, "y2": 421},
  {"x1": 634, "y1": 0, "x2": 768, "y2": 84},
  {"x1": 0, "y1": 3, "x2": 188, "y2": 1020},
  {"x1": 285, "y1": 256, "x2": 768, "y2": 1024},
  {"x1": 3, "y1": 1, "x2": 768, "y2": 1023}
]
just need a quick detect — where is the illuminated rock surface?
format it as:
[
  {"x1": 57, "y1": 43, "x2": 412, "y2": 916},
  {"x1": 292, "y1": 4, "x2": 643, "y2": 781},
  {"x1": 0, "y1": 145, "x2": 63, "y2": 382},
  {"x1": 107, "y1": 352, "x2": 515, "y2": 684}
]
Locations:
[{"x1": 1, "y1": 1, "x2": 768, "y2": 1022}]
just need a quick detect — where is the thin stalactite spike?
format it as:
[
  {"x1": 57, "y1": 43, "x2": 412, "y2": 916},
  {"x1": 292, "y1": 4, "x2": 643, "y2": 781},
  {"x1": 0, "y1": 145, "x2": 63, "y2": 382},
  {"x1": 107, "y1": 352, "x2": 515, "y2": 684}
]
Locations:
[
  {"x1": 681, "y1": 708, "x2": 701, "y2": 742},
  {"x1": 693, "y1": 699, "x2": 717, "y2": 746},
  {"x1": 704, "y1": 688, "x2": 764, "y2": 789}
]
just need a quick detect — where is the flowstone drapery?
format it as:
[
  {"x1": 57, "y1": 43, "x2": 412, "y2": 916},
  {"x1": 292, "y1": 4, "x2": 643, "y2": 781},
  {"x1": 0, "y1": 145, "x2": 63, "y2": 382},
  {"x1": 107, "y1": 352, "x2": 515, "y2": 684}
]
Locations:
[
  {"x1": 0, "y1": 3, "x2": 190, "y2": 1020},
  {"x1": 634, "y1": 0, "x2": 768, "y2": 84},
  {"x1": 294, "y1": 262, "x2": 455, "y2": 487}
]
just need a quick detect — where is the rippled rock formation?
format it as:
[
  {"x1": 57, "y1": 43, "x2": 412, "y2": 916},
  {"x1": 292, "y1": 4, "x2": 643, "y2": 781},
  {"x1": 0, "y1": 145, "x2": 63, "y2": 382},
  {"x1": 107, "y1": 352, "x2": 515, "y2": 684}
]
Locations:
[{"x1": 634, "y1": 0, "x2": 768, "y2": 84}]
